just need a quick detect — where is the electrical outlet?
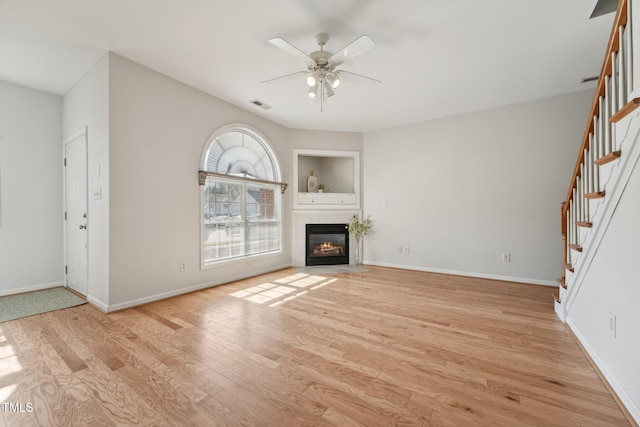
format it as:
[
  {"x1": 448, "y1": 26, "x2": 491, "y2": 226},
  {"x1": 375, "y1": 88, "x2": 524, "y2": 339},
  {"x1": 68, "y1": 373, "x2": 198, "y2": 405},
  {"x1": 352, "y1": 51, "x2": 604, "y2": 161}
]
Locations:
[
  {"x1": 179, "y1": 261, "x2": 187, "y2": 272},
  {"x1": 396, "y1": 246, "x2": 403, "y2": 253},
  {"x1": 609, "y1": 313, "x2": 616, "y2": 338},
  {"x1": 501, "y1": 253, "x2": 511, "y2": 263},
  {"x1": 403, "y1": 246, "x2": 410, "y2": 254}
]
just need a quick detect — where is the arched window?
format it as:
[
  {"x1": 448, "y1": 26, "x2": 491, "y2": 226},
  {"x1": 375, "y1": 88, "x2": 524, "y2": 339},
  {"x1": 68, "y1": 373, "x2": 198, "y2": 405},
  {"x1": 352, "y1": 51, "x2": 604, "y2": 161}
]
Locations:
[{"x1": 201, "y1": 127, "x2": 283, "y2": 265}]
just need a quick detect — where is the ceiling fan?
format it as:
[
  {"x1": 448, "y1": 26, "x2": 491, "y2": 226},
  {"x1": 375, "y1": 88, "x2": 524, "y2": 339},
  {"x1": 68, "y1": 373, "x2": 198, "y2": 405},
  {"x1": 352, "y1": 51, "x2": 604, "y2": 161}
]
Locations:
[{"x1": 263, "y1": 32, "x2": 381, "y2": 111}]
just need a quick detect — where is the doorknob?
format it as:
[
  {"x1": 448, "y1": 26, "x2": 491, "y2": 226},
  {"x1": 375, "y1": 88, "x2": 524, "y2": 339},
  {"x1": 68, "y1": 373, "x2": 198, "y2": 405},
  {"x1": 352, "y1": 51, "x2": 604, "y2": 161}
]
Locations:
[{"x1": 79, "y1": 224, "x2": 87, "y2": 230}]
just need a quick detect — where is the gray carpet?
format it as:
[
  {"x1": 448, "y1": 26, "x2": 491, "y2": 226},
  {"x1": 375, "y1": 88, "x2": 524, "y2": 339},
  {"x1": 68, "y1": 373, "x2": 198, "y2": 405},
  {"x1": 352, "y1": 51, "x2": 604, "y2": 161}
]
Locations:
[
  {"x1": 0, "y1": 287, "x2": 87, "y2": 323},
  {"x1": 296, "y1": 265, "x2": 369, "y2": 274}
]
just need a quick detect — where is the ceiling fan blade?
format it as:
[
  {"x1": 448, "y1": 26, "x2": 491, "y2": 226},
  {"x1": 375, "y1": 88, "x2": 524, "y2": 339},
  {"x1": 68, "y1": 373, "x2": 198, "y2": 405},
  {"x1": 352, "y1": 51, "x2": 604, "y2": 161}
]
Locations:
[
  {"x1": 261, "y1": 70, "x2": 307, "y2": 85},
  {"x1": 590, "y1": 0, "x2": 618, "y2": 18},
  {"x1": 269, "y1": 38, "x2": 313, "y2": 63},
  {"x1": 330, "y1": 35, "x2": 375, "y2": 66},
  {"x1": 336, "y1": 70, "x2": 381, "y2": 84}
]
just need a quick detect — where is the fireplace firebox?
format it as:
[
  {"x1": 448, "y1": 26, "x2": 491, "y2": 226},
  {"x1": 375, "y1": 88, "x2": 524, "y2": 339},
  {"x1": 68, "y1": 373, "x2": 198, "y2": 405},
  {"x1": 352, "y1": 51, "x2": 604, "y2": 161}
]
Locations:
[{"x1": 306, "y1": 223, "x2": 349, "y2": 266}]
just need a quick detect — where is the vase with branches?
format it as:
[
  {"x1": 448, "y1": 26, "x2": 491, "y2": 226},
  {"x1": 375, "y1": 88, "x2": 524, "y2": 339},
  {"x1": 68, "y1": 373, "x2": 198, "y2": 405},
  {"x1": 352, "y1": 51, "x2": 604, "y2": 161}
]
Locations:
[{"x1": 348, "y1": 214, "x2": 373, "y2": 266}]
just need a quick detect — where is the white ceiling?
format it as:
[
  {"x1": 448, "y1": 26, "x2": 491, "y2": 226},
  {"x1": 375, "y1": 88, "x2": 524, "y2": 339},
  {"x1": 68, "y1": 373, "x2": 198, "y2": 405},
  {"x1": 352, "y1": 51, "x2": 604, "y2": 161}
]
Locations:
[{"x1": 0, "y1": 0, "x2": 614, "y2": 132}]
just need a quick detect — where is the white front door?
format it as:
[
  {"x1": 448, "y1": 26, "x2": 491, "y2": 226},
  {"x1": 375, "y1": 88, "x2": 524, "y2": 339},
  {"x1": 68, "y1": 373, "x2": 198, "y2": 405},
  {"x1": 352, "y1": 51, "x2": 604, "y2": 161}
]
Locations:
[{"x1": 64, "y1": 129, "x2": 88, "y2": 296}]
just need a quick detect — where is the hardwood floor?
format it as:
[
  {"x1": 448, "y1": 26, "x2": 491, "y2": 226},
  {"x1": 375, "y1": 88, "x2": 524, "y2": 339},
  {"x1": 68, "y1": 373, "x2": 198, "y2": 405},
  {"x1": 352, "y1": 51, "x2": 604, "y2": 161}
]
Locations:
[{"x1": 0, "y1": 266, "x2": 632, "y2": 426}]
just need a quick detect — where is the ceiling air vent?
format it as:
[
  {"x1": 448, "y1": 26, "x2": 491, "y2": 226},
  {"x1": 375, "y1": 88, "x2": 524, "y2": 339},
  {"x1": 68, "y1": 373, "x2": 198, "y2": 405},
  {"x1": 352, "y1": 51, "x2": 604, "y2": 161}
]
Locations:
[{"x1": 250, "y1": 99, "x2": 272, "y2": 110}]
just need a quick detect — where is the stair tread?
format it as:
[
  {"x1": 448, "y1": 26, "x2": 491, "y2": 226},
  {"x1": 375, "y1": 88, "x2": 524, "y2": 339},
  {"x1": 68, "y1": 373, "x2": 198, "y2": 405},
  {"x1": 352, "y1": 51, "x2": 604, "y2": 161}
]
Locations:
[
  {"x1": 585, "y1": 191, "x2": 606, "y2": 199},
  {"x1": 595, "y1": 150, "x2": 622, "y2": 166},
  {"x1": 609, "y1": 97, "x2": 640, "y2": 123},
  {"x1": 556, "y1": 278, "x2": 567, "y2": 289}
]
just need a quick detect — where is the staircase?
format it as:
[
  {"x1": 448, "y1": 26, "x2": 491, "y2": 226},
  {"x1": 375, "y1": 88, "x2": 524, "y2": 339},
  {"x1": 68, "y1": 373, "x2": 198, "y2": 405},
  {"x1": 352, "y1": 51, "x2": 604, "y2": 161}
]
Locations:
[
  {"x1": 554, "y1": 0, "x2": 640, "y2": 423},
  {"x1": 555, "y1": 0, "x2": 638, "y2": 316}
]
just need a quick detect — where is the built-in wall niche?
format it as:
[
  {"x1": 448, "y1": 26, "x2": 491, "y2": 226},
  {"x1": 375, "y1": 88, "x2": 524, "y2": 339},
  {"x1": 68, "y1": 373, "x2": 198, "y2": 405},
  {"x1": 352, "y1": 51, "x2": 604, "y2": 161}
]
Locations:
[{"x1": 293, "y1": 149, "x2": 360, "y2": 210}]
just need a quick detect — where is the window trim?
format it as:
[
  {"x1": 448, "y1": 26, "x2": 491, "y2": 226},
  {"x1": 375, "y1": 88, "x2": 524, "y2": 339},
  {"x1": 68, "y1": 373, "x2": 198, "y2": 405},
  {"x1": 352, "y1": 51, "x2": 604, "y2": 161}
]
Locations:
[{"x1": 200, "y1": 124, "x2": 285, "y2": 269}]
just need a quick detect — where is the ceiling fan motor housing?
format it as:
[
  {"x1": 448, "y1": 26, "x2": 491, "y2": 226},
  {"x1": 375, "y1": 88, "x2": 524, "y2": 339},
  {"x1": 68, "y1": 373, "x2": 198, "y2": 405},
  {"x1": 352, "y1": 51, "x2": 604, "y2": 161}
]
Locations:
[{"x1": 309, "y1": 50, "x2": 333, "y2": 69}]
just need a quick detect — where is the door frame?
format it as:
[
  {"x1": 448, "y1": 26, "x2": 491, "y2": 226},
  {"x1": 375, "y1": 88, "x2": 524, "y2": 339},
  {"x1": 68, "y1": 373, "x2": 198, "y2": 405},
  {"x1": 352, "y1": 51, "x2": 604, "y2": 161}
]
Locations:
[{"x1": 63, "y1": 126, "x2": 88, "y2": 295}]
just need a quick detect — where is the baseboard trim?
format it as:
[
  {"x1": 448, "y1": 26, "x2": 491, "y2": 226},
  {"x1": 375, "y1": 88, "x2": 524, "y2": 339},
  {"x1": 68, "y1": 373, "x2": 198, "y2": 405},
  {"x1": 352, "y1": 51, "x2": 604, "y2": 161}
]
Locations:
[
  {"x1": 364, "y1": 261, "x2": 557, "y2": 287},
  {"x1": 87, "y1": 296, "x2": 109, "y2": 313},
  {"x1": 0, "y1": 282, "x2": 62, "y2": 298},
  {"x1": 104, "y1": 263, "x2": 292, "y2": 312},
  {"x1": 566, "y1": 319, "x2": 640, "y2": 426}
]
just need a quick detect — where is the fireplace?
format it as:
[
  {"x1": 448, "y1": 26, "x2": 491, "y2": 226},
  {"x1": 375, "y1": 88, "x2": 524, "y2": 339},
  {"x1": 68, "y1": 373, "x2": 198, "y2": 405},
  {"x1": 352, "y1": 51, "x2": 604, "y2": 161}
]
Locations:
[{"x1": 306, "y1": 223, "x2": 349, "y2": 266}]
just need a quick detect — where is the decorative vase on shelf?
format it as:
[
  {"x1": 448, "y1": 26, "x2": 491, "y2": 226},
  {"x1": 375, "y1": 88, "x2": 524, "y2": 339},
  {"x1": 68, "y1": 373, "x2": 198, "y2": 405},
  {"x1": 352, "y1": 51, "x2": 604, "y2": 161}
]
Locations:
[{"x1": 306, "y1": 170, "x2": 317, "y2": 192}]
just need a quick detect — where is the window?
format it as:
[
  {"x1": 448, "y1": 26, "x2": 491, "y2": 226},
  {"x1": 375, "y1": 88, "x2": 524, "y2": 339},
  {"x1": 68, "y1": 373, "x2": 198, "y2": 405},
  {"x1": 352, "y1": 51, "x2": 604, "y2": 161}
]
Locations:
[{"x1": 201, "y1": 127, "x2": 282, "y2": 265}]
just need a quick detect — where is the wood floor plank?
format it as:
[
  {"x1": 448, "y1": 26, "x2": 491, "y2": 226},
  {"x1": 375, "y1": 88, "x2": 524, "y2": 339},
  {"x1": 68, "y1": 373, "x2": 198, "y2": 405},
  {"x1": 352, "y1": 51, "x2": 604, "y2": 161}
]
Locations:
[
  {"x1": 39, "y1": 326, "x2": 87, "y2": 374},
  {"x1": 71, "y1": 364, "x2": 168, "y2": 426},
  {"x1": 50, "y1": 308, "x2": 125, "y2": 372},
  {"x1": 134, "y1": 306, "x2": 184, "y2": 331},
  {"x1": 0, "y1": 266, "x2": 632, "y2": 426},
  {"x1": 199, "y1": 367, "x2": 310, "y2": 427}
]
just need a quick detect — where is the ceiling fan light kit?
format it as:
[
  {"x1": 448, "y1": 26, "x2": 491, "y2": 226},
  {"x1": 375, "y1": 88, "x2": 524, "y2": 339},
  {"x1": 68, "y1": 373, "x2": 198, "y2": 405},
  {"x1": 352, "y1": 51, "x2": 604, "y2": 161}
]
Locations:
[
  {"x1": 306, "y1": 74, "x2": 317, "y2": 86},
  {"x1": 327, "y1": 73, "x2": 340, "y2": 89},
  {"x1": 265, "y1": 32, "x2": 379, "y2": 111}
]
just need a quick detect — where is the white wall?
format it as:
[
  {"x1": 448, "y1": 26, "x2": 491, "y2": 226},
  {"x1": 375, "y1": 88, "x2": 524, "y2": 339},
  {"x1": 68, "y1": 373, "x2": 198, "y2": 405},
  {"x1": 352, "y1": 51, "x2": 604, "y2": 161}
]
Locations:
[
  {"x1": 62, "y1": 54, "x2": 110, "y2": 308},
  {"x1": 363, "y1": 90, "x2": 593, "y2": 284},
  {"x1": 107, "y1": 53, "x2": 291, "y2": 310},
  {"x1": 289, "y1": 129, "x2": 363, "y2": 152},
  {"x1": 0, "y1": 80, "x2": 62, "y2": 295},
  {"x1": 320, "y1": 157, "x2": 354, "y2": 193},
  {"x1": 568, "y1": 155, "x2": 640, "y2": 419}
]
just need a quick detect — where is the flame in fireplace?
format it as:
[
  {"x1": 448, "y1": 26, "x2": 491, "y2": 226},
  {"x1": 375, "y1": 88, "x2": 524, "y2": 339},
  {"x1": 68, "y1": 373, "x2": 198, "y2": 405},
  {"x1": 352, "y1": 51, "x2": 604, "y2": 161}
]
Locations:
[{"x1": 312, "y1": 242, "x2": 345, "y2": 256}]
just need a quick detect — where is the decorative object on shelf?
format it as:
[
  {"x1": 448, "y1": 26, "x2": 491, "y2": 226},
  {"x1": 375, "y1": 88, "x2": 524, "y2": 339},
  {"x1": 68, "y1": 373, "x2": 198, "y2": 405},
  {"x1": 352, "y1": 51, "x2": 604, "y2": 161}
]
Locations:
[
  {"x1": 306, "y1": 170, "x2": 318, "y2": 192},
  {"x1": 317, "y1": 183, "x2": 325, "y2": 193},
  {"x1": 348, "y1": 214, "x2": 373, "y2": 266}
]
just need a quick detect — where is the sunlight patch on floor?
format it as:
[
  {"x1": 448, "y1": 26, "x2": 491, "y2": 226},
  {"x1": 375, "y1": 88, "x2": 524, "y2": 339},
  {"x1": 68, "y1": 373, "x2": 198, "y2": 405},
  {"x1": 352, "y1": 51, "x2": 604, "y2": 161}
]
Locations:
[
  {"x1": 0, "y1": 327, "x2": 21, "y2": 403},
  {"x1": 273, "y1": 273, "x2": 309, "y2": 284},
  {"x1": 229, "y1": 272, "x2": 337, "y2": 306}
]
